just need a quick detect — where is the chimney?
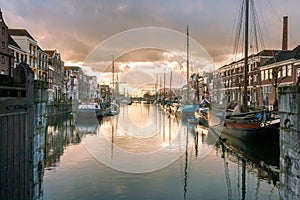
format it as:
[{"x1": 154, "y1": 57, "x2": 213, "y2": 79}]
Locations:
[{"x1": 282, "y1": 16, "x2": 288, "y2": 50}]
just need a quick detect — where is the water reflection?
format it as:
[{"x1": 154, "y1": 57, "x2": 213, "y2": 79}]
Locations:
[
  {"x1": 215, "y1": 132, "x2": 280, "y2": 200},
  {"x1": 45, "y1": 113, "x2": 103, "y2": 169},
  {"x1": 43, "y1": 103, "x2": 280, "y2": 200}
]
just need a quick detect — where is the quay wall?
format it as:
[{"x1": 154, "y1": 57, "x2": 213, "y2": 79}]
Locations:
[
  {"x1": 32, "y1": 80, "x2": 48, "y2": 200},
  {"x1": 0, "y1": 65, "x2": 34, "y2": 200},
  {"x1": 0, "y1": 63, "x2": 50, "y2": 200},
  {"x1": 46, "y1": 102, "x2": 73, "y2": 117},
  {"x1": 279, "y1": 86, "x2": 300, "y2": 200}
]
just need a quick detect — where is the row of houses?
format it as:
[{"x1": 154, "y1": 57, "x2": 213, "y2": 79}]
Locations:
[
  {"x1": 205, "y1": 16, "x2": 300, "y2": 110},
  {"x1": 210, "y1": 45, "x2": 300, "y2": 109},
  {"x1": 0, "y1": 9, "x2": 99, "y2": 104}
]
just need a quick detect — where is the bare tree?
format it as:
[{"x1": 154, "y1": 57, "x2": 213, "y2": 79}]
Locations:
[{"x1": 269, "y1": 66, "x2": 287, "y2": 110}]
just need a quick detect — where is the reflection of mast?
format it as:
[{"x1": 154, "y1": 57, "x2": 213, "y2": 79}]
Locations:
[
  {"x1": 159, "y1": 76, "x2": 162, "y2": 100},
  {"x1": 194, "y1": 131, "x2": 199, "y2": 157},
  {"x1": 183, "y1": 127, "x2": 189, "y2": 200},
  {"x1": 111, "y1": 117, "x2": 115, "y2": 159},
  {"x1": 241, "y1": 160, "x2": 246, "y2": 200},
  {"x1": 221, "y1": 141, "x2": 233, "y2": 200},
  {"x1": 163, "y1": 113, "x2": 165, "y2": 143},
  {"x1": 168, "y1": 116, "x2": 171, "y2": 145}
]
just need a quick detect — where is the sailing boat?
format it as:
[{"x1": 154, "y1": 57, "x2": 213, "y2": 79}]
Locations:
[
  {"x1": 222, "y1": 0, "x2": 280, "y2": 141},
  {"x1": 181, "y1": 26, "x2": 200, "y2": 122}
]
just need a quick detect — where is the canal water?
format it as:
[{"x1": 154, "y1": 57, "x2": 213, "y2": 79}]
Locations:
[{"x1": 43, "y1": 103, "x2": 280, "y2": 200}]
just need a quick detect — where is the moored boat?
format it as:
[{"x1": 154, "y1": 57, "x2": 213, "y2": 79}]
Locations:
[
  {"x1": 194, "y1": 107, "x2": 209, "y2": 127},
  {"x1": 76, "y1": 102, "x2": 104, "y2": 118},
  {"x1": 221, "y1": 0, "x2": 280, "y2": 141},
  {"x1": 106, "y1": 103, "x2": 120, "y2": 116},
  {"x1": 222, "y1": 111, "x2": 280, "y2": 141}
]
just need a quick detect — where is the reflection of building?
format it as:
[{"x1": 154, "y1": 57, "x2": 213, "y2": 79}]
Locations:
[{"x1": 45, "y1": 115, "x2": 77, "y2": 168}]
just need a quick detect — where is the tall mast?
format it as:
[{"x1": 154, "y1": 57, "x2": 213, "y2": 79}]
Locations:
[
  {"x1": 163, "y1": 70, "x2": 166, "y2": 100},
  {"x1": 186, "y1": 25, "x2": 190, "y2": 103},
  {"x1": 243, "y1": 0, "x2": 249, "y2": 108},
  {"x1": 112, "y1": 56, "x2": 115, "y2": 100},
  {"x1": 169, "y1": 70, "x2": 172, "y2": 102}
]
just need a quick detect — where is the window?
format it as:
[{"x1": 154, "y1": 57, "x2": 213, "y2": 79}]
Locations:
[
  {"x1": 261, "y1": 70, "x2": 264, "y2": 81},
  {"x1": 263, "y1": 86, "x2": 272, "y2": 94},
  {"x1": 278, "y1": 66, "x2": 281, "y2": 78},
  {"x1": 287, "y1": 65, "x2": 292, "y2": 76},
  {"x1": 16, "y1": 52, "x2": 19, "y2": 62},
  {"x1": 1, "y1": 41, "x2": 4, "y2": 49},
  {"x1": 282, "y1": 66, "x2": 287, "y2": 77},
  {"x1": 269, "y1": 69, "x2": 273, "y2": 80},
  {"x1": 297, "y1": 68, "x2": 300, "y2": 77},
  {"x1": 1, "y1": 56, "x2": 5, "y2": 64},
  {"x1": 265, "y1": 69, "x2": 269, "y2": 80}
]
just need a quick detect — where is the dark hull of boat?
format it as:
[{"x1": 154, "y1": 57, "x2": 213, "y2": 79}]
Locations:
[
  {"x1": 221, "y1": 121, "x2": 279, "y2": 142},
  {"x1": 197, "y1": 118, "x2": 208, "y2": 127},
  {"x1": 76, "y1": 110, "x2": 104, "y2": 118}
]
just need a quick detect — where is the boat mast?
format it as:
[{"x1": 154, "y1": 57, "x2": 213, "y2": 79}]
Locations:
[
  {"x1": 186, "y1": 25, "x2": 190, "y2": 103},
  {"x1": 112, "y1": 56, "x2": 115, "y2": 101},
  {"x1": 169, "y1": 70, "x2": 172, "y2": 102},
  {"x1": 243, "y1": 0, "x2": 249, "y2": 108}
]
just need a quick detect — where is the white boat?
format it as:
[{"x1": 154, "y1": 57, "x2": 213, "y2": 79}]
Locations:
[
  {"x1": 76, "y1": 102, "x2": 104, "y2": 118},
  {"x1": 106, "y1": 103, "x2": 120, "y2": 116}
]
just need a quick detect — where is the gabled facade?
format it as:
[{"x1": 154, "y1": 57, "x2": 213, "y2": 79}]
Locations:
[
  {"x1": 8, "y1": 35, "x2": 27, "y2": 70},
  {"x1": 8, "y1": 28, "x2": 47, "y2": 81},
  {"x1": 37, "y1": 46, "x2": 48, "y2": 81},
  {"x1": 45, "y1": 50, "x2": 64, "y2": 102},
  {"x1": 0, "y1": 9, "x2": 13, "y2": 76},
  {"x1": 64, "y1": 66, "x2": 82, "y2": 104}
]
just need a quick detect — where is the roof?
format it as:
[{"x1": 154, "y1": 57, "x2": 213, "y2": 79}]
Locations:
[
  {"x1": 44, "y1": 50, "x2": 55, "y2": 57},
  {"x1": 8, "y1": 29, "x2": 36, "y2": 41},
  {"x1": 219, "y1": 49, "x2": 279, "y2": 70},
  {"x1": 265, "y1": 45, "x2": 300, "y2": 65},
  {"x1": 64, "y1": 66, "x2": 80, "y2": 70},
  {"x1": 8, "y1": 35, "x2": 20, "y2": 48}
]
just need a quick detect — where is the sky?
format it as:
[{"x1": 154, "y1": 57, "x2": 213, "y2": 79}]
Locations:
[{"x1": 1, "y1": 0, "x2": 300, "y2": 92}]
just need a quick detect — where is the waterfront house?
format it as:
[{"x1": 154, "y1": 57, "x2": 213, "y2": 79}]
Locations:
[
  {"x1": 260, "y1": 45, "x2": 300, "y2": 109},
  {"x1": 45, "y1": 50, "x2": 64, "y2": 102},
  {"x1": 0, "y1": 9, "x2": 13, "y2": 76},
  {"x1": 8, "y1": 28, "x2": 49, "y2": 82}
]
